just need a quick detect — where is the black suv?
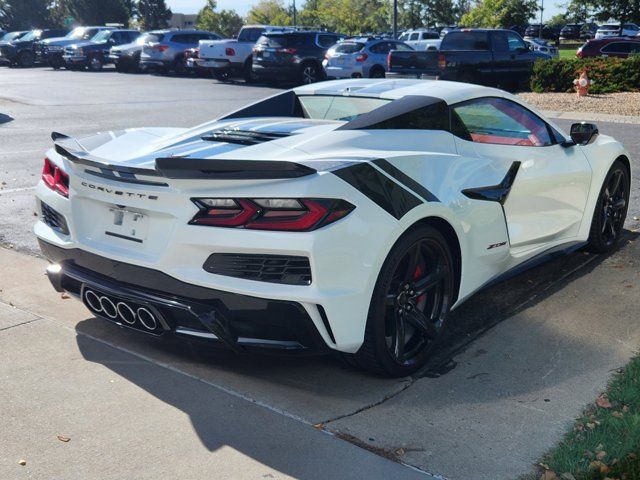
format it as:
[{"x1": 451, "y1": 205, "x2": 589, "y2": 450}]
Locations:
[
  {"x1": 63, "y1": 29, "x2": 140, "y2": 71},
  {"x1": 524, "y1": 24, "x2": 560, "y2": 42},
  {"x1": 252, "y1": 30, "x2": 343, "y2": 85},
  {"x1": 0, "y1": 29, "x2": 68, "y2": 67}
]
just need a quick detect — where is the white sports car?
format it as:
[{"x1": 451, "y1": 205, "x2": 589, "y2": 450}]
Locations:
[{"x1": 35, "y1": 79, "x2": 631, "y2": 377}]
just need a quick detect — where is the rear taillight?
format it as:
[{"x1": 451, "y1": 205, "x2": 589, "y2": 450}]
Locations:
[
  {"x1": 438, "y1": 53, "x2": 446, "y2": 70},
  {"x1": 190, "y1": 198, "x2": 355, "y2": 232},
  {"x1": 355, "y1": 53, "x2": 368, "y2": 62},
  {"x1": 155, "y1": 44, "x2": 169, "y2": 52},
  {"x1": 42, "y1": 158, "x2": 69, "y2": 198},
  {"x1": 225, "y1": 47, "x2": 235, "y2": 56},
  {"x1": 387, "y1": 52, "x2": 392, "y2": 69}
]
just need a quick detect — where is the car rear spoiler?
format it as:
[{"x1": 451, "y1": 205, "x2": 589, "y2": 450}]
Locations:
[{"x1": 51, "y1": 132, "x2": 317, "y2": 180}]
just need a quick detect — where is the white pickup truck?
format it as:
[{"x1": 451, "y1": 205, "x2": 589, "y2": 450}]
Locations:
[{"x1": 197, "y1": 25, "x2": 293, "y2": 81}]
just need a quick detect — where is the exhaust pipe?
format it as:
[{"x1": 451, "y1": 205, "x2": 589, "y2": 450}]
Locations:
[
  {"x1": 99, "y1": 296, "x2": 118, "y2": 319},
  {"x1": 84, "y1": 289, "x2": 103, "y2": 313},
  {"x1": 137, "y1": 307, "x2": 157, "y2": 331},
  {"x1": 116, "y1": 302, "x2": 136, "y2": 325}
]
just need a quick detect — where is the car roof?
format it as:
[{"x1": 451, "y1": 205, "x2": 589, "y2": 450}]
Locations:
[{"x1": 295, "y1": 79, "x2": 517, "y2": 105}]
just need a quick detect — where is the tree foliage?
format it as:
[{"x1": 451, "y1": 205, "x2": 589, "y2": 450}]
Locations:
[
  {"x1": 246, "y1": 0, "x2": 292, "y2": 25},
  {"x1": 299, "y1": 0, "x2": 390, "y2": 34},
  {"x1": 55, "y1": 0, "x2": 131, "y2": 26},
  {"x1": 460, "y1": 0, "x2": 538, "y2": 27},
  {"x1": 0, "y1": 0, "x2": 52, "y2": 29},
  {"x1": 196, "y1": 0, "x2": 243, "y2": 37},
  {"x1": 397, "y1": 0, "x2": 469, "y2": 28},
  {"x1": 137, "y1": 0, "x2": 171, "y2": 30}
]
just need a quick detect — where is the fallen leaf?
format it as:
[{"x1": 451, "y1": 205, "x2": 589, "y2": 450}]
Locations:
[
  {"x1": 622, "y1": 405, "x2": 629, "y2": 413},
  {"x1": 312, "y1": 423, "x2": 323, "y2": 429},
  {"x1": 57, "y1": 435, "x2": 70, "y2": 442},
  {"x1": 612, "y1": 411, "x2": 624, "y2": 418},
  {"x1": 60, "y1": 293, "x2": 70, "y2": 300},
  {"x1": 395, "y1": 447, "x2": 405, "y2": 456},
  {"x1": 586, "y1": 422, "x2": 596, "y2": 429},
  {"x1": 596, "y1": 451, "x2": 607, "y2": 461},
  {"x1": 596, "y1": 396, "x2": 612, "y2": 409},
  {"x1": 628, "y1": 453, "x2": 637, "y2": 460},
  {"x1": 18, "y1": 459, "x2": 26, "y2": 466}
]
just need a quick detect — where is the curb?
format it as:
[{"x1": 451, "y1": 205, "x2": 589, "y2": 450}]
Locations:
[{"x1": 543, "y1": 110, "x2": 640, "y2": 125}]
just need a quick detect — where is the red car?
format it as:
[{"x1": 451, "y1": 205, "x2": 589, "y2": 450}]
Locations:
[{"x1": 577, "y1": 37, "x2": 640, "y2": 58}]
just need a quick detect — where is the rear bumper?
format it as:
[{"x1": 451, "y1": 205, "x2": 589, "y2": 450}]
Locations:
[
  {"x1": 324, "y1": 65, "x2": 363, "y2": 78},
  {"x1": 252, "y1": 63, "x2": 298, "y2": 79},
  {"x1": 39, "y1": 239, "x2": 329, "y2": 353}
]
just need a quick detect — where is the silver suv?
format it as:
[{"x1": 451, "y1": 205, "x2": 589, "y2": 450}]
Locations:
[
  {"x1": 140, "y1": 29, "x2": 220, "y2": 74},
  {"x1": 323, "y1": 37, "x2": 413, "y2": 79}
]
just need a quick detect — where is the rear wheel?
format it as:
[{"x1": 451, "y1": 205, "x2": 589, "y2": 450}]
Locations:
[
  {"x1": 369, "y1": 65, "x2": 386, "y2": 78},
  {"x1": 214, "y1": 69, "x2": 230, "y2": 81},
  {"x1": 350, "y1": 225, "x2": 455, "y2": 377},
  {"x1": 586, "y1": 160, "x2": 629, "y2": 253},
  {"x1": 300, "y1": 62, "x2": 320, "y2": 85},
  {"x1": 243, "y1": 58, "x2": 255, "y2": 83}
]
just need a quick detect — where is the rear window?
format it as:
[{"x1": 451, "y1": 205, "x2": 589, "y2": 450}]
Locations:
[
  {"x1": 441, "y1": 31, "x2": 489, "y2": 50},
  {"x1": 238, "y1": 27, "x2": 264, "y2": 43},
  {"x1": 298, "y1": 95, "x2": 390, "y2": 122},
  {"x1": 335, "y1": 42, "x2": 364, "y2": 53},
  {"x1": 146, "y1": 33, "x2": 165, "y2": 43}
]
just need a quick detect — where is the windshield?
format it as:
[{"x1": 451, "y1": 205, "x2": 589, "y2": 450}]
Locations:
[
  {"x1": 66, "y1": 27, "x2": 86, "y2": 39},
  {"x1": 298, "y1": 95, "x2": 390, "y2": 122},
  {"x1": 2, "y1": 32, "x2": 24, "y2": 41},
  {"x1": 92, "y1": 30, "x2": 112, "y2": 42},
  {"x1": 19, "y1": 30, "x2": 40, "y2": 42}
]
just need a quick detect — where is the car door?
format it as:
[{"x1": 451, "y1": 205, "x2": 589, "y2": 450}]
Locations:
[
  {"x1": 490, "y1": 31, "x2": 533, "y2": 85},
  {"x1": 451, "y1": 97, "x2": 592, "y2": 250}
]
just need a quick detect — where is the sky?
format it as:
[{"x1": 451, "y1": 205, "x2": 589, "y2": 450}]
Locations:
[{"x1": 165, "y1": 0, "x2": 563, "y2": 23}]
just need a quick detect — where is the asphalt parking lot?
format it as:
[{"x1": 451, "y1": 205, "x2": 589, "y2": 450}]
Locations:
[{"x1": 1, "y1": 67, "x2": 640, "y2": 480}]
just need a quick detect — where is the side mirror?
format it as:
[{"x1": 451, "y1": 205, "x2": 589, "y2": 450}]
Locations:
[{"x1": 570, "y1": 122, "x2": 599, "y2": 145}]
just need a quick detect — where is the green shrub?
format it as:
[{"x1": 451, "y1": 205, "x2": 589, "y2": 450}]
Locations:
[{"x1": 529, "y1": 56, "x2": 640, "y2": 93}]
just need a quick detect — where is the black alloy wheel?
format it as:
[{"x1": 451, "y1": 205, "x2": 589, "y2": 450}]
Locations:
[
  {"x1": 587, "y1": 160, "x2": 630, "y2": 253},
  {"x1": 300, "y1": 63, "x2": 319, "y2": 85},
  {"x1": 18, "y1": 50, "x2": 35, "y2": 68},
  {"x1": 352, "y1": 225, "x2": 455, "y2": 377}
]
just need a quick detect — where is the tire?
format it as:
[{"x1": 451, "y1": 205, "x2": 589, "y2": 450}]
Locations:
[
  {"x1": 173, "y1": 55, "x2": 186, "y2": 75},
  {"x1": 88, "y1": 56, "x2": 103, "y2": 71},
  {"x1": 348, "y1": 225, "x2": 455, "y2": 377},
  {"x1": 17, "y1": 50, "x2": 35, "y2": 68},
  {"x1": 586, "y1": 160, "x2": 630, "y2": 253},
  {"x1": 243, "y1": 58, "x2": 255, "y2": 83},
  {"x1": 369, "y1": 66, "x2": 386, "y2": 78},
  {"x1": 213, "y1": 69, "x2": 230, "y2": 82},
  {"x1": 299, "y1": 62, "x2": 320, "y2": 85}
]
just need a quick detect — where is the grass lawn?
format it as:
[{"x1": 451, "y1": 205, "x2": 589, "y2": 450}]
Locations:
[
  {"x1": 533, "y1": 356, "x2": 640, "y2": 479},
  {"x1": 559, "y1": 47, "x2": 578, "y2": 59}
]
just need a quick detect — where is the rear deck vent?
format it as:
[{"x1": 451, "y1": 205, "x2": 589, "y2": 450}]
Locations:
[
  {"x1": 41, "y1": 201, "x2": 69, "y2": 235},
  {"x1": 201, "y1": 129, "x2": 292, "y2": 146},
  {"x1": 203, "y1": 253, "x2": 311, "y2": 285}
]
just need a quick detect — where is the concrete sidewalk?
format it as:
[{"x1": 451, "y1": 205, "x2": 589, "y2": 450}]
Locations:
[{"x1": 1, "y1": 234, "x2": 639, "y2": 479}]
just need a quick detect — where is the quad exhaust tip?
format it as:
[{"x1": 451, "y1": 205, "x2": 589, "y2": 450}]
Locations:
[{"x1": 83, "y1": 289, "x2": 159, "y2": 332}]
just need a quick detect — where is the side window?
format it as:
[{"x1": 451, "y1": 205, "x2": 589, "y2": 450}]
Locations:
[
  {"x1": 452, "y1": 97, "x2": 553, "y2": 147},
  {"x1": 601, "y1": 42, "x2": 631, "y2": 54},
  {"x1": 370, "y1": 42, "x2": 390, "y2": 54},
  {"x1": 317, "y1": 34, "x2": 337, "y2": 48},
  {"x1": 409, "y1": 32, "x2": 419, "y2": 41},
  {"x1": 506, "y1": 32, "x2": 526, "y2": 52},
  {"x1": 394, "y1": 42, "x2": 413, "y2": 51},
  {"x1": 367, "y1": 101, "x2": 450, "y2": 131}
]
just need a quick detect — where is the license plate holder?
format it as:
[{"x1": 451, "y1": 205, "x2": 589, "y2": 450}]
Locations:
[{"x1": 105, "y1": 208, "x2": 149, "y2": 243}]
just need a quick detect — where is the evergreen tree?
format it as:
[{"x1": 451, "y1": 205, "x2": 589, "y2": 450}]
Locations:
[
  {"x1": 137, "y1": 0, "x2": 171, "y2": 30},
  {"x1": 0, "y1": 0, "x2": 52, "y2": 29}
]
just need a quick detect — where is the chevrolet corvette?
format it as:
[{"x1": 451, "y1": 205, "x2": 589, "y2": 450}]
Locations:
[{"x1": 35, "y1": 79, "x2": 631, "y2": 376}]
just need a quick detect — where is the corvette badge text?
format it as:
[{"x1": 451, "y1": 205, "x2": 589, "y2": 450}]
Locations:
[{"x1": 80, "y1": 181, "x2": 158, "y2": 200}]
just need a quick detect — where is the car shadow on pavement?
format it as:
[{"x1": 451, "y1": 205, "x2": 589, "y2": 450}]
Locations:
[{"x1": 73, "y1": 232, "x2": 638, "y2": 420}]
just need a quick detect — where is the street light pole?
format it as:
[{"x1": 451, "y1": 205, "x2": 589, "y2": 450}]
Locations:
[
  {"x1": 538, "y1": 0, "x2": 544, "y2": 40},
  {"x1": 293, "y1": 0, "x2": 297, "y2": 28},
  {"x1": 393, "y1": 0, "x2": 398, "y2": 38}
]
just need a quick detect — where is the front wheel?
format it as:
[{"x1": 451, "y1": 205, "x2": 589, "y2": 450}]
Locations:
[
  {"x1": 88, "y1": 56, "x2": 103, "y2": 71},
  {"x1": 17, "y1": 51, "x2": 35, "y2": 68},
  {"x1": 350, "y1": 225, "x2": 455, "y2": 377},
  {"x1": 586, "y1": 160, "x2": 630, "y2": 253}
]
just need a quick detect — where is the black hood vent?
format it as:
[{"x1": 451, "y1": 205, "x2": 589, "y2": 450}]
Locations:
[{"x1": 201, "y1": 129, "x2": 292, "y2": 146}]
